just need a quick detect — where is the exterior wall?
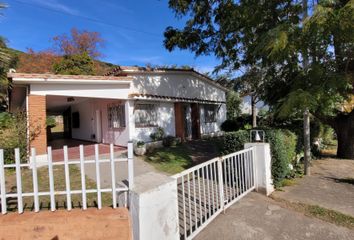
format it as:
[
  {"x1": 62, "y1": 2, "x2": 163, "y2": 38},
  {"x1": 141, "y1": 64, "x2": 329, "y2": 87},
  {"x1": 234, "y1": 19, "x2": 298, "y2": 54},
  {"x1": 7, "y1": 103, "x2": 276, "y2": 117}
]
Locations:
[
  {"x1": 28, "y1": 95, "x2": 47, "y2": 155},
  {"x1": 70, "y1": 99, "x2": 131, "y2": 146},
  {"x1": 131, "y1": 73, "x2": 226, "y2": 102},
  {"x1": 200, "y1": 103, "x2": 227, "y2": 136},
  {"x1": 70, "y1": 100, "x2": 95, "y2": 142},
  {"x1": 29, "y1": 83, "x2": 131, "y2": 99},
  {"x1": 134, "y1": 102, "x2": 176, "y2": 142}
]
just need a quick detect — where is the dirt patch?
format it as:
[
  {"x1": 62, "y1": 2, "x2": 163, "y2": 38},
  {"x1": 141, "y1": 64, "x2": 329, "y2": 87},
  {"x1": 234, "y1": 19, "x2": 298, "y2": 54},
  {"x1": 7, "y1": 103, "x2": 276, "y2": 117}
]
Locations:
[{"x1": 0, "y1": 207, "x2": 132, "y2": 240}]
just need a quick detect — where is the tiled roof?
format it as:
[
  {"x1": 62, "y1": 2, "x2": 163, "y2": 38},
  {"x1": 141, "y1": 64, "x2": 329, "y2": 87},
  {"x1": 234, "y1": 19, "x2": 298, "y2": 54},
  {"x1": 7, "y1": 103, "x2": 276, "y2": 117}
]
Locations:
[
  {"x1": 129, "y1": 93, "x2": 226, "y2": 104},
  {"x1": 7, "y1": 73, "x2": 132, "y2": 81}
]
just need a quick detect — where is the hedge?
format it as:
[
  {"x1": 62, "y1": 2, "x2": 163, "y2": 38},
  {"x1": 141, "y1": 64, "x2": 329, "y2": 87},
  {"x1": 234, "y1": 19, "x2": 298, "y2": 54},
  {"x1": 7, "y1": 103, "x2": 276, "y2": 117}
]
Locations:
[{"x1": 221, "y1": 129, "x2": 297, "y2": 187}]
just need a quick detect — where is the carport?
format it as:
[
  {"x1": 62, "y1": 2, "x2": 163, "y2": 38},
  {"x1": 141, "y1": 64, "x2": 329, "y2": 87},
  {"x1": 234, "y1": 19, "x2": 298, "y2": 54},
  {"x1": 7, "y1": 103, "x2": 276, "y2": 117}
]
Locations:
[{"x1": 8, "y1": 73, "x2": 134, "y2": 162}]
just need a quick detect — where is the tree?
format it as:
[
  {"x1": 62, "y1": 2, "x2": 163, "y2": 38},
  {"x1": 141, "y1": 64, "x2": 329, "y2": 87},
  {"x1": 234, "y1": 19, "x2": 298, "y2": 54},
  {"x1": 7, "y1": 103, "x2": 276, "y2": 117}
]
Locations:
[
  {"x1": 53, "y1": 28, "x2": 104, "y2": 59},
  {"x1": 53, "y1": 52, "x2": 94, "y2": 75},
  {"x1": 164, "y1": 0, "x2": 354, "y2": 159},
  {"x1": 234, "y1": 66, "x2": 265, "y2": 127},
  {"x1": 226, "y1": 90, "x2": 242, "y2": 120},
  {"x1": 17, "y1": 48, "x2": 60, "y2": 73}
]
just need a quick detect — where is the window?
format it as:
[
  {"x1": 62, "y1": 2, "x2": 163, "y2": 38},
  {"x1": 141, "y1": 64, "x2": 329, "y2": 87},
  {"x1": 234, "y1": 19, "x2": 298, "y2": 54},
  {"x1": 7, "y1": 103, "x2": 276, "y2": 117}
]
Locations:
[
  {"x1": 135, "y1": 104, "x2": 158, "y2": 127},
  {"x1": 108, "y1": 104, "x2": 125, "y2": 128},
  {"x1": 204, "y1": 104, "x2": 218, "y2": 123}
]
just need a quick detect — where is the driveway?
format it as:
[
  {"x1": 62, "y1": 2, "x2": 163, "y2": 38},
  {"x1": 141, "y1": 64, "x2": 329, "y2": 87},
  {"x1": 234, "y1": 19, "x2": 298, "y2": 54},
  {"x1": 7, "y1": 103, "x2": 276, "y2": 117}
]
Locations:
[
  {"x1": 78, "y1": 152, "x2": 160, "y2": 188},
  {"x1": 272, "y1": 158, "x2": 354, "y2": 217},
  {"x1": 195, "y1": 192, "x2": 354, "y2": 240}
]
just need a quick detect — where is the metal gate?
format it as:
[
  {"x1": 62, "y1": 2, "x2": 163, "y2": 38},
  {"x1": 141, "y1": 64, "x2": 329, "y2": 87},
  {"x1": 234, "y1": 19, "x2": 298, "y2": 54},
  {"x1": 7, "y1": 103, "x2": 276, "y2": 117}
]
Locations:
[{"x1": 172, "y1": 148, "x2": 255, "y2": 240}]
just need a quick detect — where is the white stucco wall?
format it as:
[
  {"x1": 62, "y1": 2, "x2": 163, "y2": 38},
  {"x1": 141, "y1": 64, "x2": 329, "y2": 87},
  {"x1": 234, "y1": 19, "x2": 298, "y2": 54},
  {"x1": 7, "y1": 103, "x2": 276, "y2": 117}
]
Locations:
[
  {"x1": 29, "y1": 83, "x2": 131, "y2": 99},
  {"x1": 200, "y1": 103, "x2": 227, "y2": 135},
  {"x1": 134, "y1": 102, "x2": 176, "y2": 142},
  {"x1": 71, "y1": 100, "x2": 95, "y2": 141},
  {"x1": 70, "y1": 99, "x2": 131, "y2": 146},
  {"x1": 131, "y1": 73, "x2": 226, "y2": 102}
]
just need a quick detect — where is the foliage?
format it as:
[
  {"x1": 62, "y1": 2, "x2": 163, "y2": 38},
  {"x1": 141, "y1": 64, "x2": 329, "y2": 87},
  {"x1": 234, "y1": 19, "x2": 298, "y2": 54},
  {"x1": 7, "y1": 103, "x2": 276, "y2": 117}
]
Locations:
[
  {"x1": 17, "y1": 48, "x2": 60, "y2": 73},
  {"x1": 136, "y1": 141, "x2": 145, "y2": 147},
  {"x1": 221, "y1": 114, "x2": 253, "y2": 132},
  {"x1": 46, "y1": 116, "x2": 57, "y2": 128},
  {"x1": 162, "y1": 135, "x2": 179, "y2": 147},
  {"x1": 150, "y1": 127, "x2": 165, "y2": 141},
  {"x1": 226, "y1": 90, "x2": 242, "y2": 120},
  {"x1": 221, "y1": 130, "x2": 249, "y2": 154},
  {"x1": 164, "y1": 0, "x2": 354, "y2": 158},
  {"x1": 53, "y1": 52, "x2": 94, "y2": 75},
  {"x1": 53, "y1": 28, "x2": 104, "y2": 59},
  {"x1": 220, "y1": 128, "x2": 297, "y2": 186},
  {"x1": 0, "y1": 111, "x2": 28, "y2": 163},
  {"x1": 266, "y1": 129, "x2": 297, "y2": 187}
]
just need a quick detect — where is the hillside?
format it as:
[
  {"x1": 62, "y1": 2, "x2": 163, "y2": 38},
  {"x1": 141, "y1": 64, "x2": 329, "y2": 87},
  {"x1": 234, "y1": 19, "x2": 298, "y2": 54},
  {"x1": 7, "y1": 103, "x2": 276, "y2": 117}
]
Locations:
[{"x1": 6, "y1": 48, "x2": 118, "y2": 75}]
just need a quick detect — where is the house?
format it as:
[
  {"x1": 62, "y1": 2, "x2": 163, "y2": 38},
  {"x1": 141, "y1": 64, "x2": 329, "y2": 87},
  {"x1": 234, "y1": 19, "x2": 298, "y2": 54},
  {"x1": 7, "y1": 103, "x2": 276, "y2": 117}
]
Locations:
[{"x1": 7, "y1": 66, "x2": 227, "y2": 161}]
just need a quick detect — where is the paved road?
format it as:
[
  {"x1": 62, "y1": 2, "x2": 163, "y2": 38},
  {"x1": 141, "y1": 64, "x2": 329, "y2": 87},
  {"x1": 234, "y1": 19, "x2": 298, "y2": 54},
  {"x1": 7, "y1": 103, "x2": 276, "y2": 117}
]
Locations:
[
  {"x1": 195, "y1": 192, "x2": 354, "y2": 240},
  {"x1": 273, "y1": 158, "x2": 354, "y2": 217}
]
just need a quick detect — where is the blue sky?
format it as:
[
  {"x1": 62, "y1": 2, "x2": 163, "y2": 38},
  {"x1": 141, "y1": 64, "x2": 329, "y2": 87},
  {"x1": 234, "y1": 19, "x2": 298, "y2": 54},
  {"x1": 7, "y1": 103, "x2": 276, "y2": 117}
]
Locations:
[{"x1": 0, "y1": 0, "x2": 220, "y2": 73}]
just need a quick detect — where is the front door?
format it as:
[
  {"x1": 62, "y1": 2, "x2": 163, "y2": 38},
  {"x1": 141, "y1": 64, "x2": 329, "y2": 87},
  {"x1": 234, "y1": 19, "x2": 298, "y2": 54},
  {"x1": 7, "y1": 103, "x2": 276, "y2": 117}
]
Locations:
[{"x1": 191, "y1": 103, "x2": 201, "y2": 139}]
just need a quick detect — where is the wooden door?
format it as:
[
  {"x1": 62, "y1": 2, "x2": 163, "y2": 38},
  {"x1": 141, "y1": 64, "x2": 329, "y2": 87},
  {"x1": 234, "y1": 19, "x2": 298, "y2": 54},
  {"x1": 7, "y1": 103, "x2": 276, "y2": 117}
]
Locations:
[{"x1": 191, "y1": 103, "x2": 201, "y2": 139}]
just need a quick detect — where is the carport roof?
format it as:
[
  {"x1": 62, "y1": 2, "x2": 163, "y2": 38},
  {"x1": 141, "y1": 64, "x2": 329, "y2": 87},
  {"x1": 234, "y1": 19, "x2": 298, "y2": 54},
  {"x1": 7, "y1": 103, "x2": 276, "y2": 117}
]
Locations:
[{"x1": 7, "y1": 72, "x2": 133, "y2": 83}]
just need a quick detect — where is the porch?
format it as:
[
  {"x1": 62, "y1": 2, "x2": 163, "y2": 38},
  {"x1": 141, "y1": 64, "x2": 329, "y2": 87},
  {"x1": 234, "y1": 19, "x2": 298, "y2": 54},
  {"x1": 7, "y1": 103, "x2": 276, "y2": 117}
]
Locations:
[{"x1": 48, "y1": 139, "x2": 126, "y2": 162}]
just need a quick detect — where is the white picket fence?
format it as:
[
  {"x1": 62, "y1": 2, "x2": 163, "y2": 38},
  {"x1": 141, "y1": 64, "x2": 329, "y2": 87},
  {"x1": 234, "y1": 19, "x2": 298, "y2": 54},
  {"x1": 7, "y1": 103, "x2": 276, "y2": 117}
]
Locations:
[
  {"x1": 173, "y1": 148, "x2": 255, "y2": 240},
  {"x1": 0, "y1": 142, "x2": 134, "y2": 214}
]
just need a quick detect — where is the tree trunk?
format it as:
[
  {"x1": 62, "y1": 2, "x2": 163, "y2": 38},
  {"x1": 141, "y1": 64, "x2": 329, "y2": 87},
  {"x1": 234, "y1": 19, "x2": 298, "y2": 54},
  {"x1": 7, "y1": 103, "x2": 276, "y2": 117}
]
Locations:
[
  {"x1": 333, "y1": 112, "x2": 354, "y2": 159},
  {"x1": 303, "y1": 108, "x2": 311, "y2": 175},
  {"x1": 251, "y1": 95, "x2": 257, "y2": 128}
]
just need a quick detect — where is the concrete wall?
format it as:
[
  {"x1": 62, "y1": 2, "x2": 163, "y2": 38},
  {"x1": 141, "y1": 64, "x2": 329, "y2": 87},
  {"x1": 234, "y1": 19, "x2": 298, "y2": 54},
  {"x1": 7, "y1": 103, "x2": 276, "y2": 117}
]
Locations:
[
  {"x1": 130, "y1": 172, "x2": 179, "y2": 240},
  {"x1": 244, "y1": 143, "x2": 274, "y2": 196}
]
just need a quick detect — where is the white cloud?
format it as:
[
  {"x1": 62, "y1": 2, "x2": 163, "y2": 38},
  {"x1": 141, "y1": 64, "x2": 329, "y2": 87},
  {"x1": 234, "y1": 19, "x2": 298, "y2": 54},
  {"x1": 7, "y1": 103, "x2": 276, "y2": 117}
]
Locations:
[{"x1": 31, "y1": 0, "x2": 78, "y2": 15}]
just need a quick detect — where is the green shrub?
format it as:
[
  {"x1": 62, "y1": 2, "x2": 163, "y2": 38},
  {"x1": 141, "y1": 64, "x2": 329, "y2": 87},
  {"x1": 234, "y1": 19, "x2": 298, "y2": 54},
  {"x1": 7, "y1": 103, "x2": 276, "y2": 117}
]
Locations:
[
  {"x1": 220, "y1": 128, "x2": 298, "y2": 187},
  {"x1": 266, "y1": 129, "x2": 297, "y2": 187},
  {"x1": 46, "y1": 116, "x2": 57, "y2": 128},
  {"x1": 150, "y1": 127, "x2": 165, "y2": 141},
  {"x1": 162, "y1": 135, "x2": 179, "y2": 147},
  {"x1": 221, "y1": 130, "x2": 249, "y2": 154},
  {"x1": 0, "y1": 111, "x2": 28, "y2": 164}
]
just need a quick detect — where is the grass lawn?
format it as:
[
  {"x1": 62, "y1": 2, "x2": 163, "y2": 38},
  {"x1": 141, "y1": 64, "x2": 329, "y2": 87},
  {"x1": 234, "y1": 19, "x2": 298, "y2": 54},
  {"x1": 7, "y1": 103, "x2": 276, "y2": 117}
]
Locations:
[
  {"x1": 4, "y1": 165, "x2": 113, "y2": 212},
  {"x1": 145, "y1": 138, "x2": 223, "y2": 175},
  {"x1": 145, "y1": 144, "x2": 193, "y2": 175}
]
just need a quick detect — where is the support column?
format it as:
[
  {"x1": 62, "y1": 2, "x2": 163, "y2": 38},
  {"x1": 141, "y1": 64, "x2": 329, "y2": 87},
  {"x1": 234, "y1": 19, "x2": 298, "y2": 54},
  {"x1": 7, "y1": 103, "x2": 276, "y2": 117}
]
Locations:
[
  {"x1": 244, "y1": 143, "x2": 274, "y2": 196},
  {"x1": 125, "y1": 100, "x2": 135, "y2": 143},
  {"x1": 28, "y1": 95, "x2": 47, "y2": 155}
]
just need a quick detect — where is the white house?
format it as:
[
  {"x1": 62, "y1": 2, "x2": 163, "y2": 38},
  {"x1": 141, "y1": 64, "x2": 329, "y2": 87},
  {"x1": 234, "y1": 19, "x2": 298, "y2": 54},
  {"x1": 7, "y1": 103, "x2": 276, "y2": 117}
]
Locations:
[{"x1": 8, "y1": 66, "x2": 227, "y2": 158}]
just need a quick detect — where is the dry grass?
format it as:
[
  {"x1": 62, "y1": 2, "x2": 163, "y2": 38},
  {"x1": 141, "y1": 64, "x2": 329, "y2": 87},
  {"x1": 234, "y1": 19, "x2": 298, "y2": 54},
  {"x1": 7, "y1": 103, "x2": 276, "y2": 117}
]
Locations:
[
  {"x1": 271, "y1": 196, "x2": 354, "y2": 230},
  {"x1": 4, "y1": 165, "x2": 113, "y2": 212}
]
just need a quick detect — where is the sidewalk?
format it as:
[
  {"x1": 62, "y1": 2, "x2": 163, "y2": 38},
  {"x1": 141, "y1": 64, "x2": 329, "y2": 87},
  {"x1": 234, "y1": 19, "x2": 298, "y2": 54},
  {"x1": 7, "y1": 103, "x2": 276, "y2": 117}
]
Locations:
[
  {"x1": 195, "y1": 192, "x2": 354, "y2": 240},
  {"x1": 272, "y1": 158, "x2": 354, "y2": 217}
]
